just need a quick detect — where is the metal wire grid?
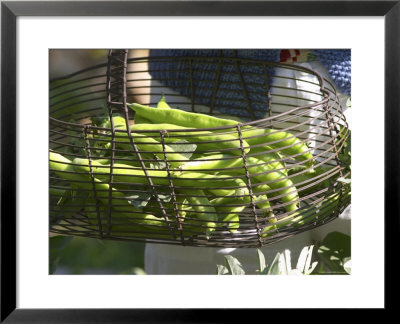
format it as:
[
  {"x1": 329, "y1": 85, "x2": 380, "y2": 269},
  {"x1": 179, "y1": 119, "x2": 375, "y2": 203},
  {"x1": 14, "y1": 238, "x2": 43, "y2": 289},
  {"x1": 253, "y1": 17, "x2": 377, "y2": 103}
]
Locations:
[{"x1": 49, "y1": 50, "x2": 350, "y2": 248}]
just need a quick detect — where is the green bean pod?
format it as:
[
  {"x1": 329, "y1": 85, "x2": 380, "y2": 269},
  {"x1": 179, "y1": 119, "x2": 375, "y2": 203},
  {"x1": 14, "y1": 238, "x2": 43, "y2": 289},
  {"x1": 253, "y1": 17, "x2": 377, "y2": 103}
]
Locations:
[
  {"x1": 84, "y1": 201, "x2": 178, "y2": 239},
  {"x1": 172, "y1": 170, "x2": 249, "y2": 198},
  {"x1": 203, "y1": 175, "x2": 271, "y2": 214},
  {"x1": 143, "y1": 197, "x2": 215, "y2": 238},
  {"x1": 133, "y1": 115, "x2": 153, "y2": 124},
  {"x1": 49, "y1": 151, "x2": 130, "y2": 211},
  {"x1": 111, "y1": 119, "x2": 248, "y2": 156},
  {"x1": 157, "y1": 94, "x2": 171, "y2": 109},
  {"x1": 128, "y1": 123, "x2": 248, "y2": 156},
  {"x1": 184, "y1": 190, "x2": 217, "y2": 238},
  {"x1": 128, "y1": 103, "x2": 313, "y2": 166},
  {"x1": 210, "y1": 192, "x2": 274, "y2": 233},
  {"x1": 180, "y1": 153, "x2": 286, "y2": 178},
  {"x1": 143, "y1": 199, "x2": 186, "y2": 221},
  {"x1": 103, "y1": 132, "x2": 189, "y2": 167},
  {"x1": 100, "y1": 115, "x2": 128, "y2": 129},
  {"x1": 248, "y1": 145, "x2": 288, "y2": 176},
  {"x1": 243, "y1": 127, "x2": 314, "y2": 166},
  {"x1": 246, "y1": 159, "x2": 299, "y2": 212},
  {"x1": 94, "y1": 157, "x2": 147, "y2": 168},
  {"x1": 129, "y1": 103, "x2": 239, "y2": 129},
  {"x1": 143, "y1": 193, "x2": 218, "y2": 238},
  {"x1": 288, "y1": 165, "x2": 335, "y2": 196},
  {"x1": 50, "y1": 152, "x2": 170, "y2": 232},
  {"x1": 71, "y1": 157, "x2": 249, "y2": 198},
  {"x1": 179, "y1": 154, "x2": 242, "y2": 173},
  {"x1": 261, "y1": 186, "x2": 351, "y2": 238},
  {"x1": 210, "y1": 195, "x2": 248, "y2": 233},
  {"x1": 252, "y1": 185, "x2": 277, "y2": 228},
  {"x1": 145, "y1": 195, "x2": 220, "y2": 238},
  {"x1": 181, "y1": 155, "x2": 299, "y2": 212},
  {"x1": 49, "y1": 187, "x2": 67, "y2": 197}
]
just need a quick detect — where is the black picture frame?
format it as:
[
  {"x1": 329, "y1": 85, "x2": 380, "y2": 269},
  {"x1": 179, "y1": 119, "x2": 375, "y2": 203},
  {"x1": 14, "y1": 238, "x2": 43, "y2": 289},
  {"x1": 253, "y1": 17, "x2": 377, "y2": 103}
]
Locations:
[{"x1": 1, "y1": 0, "x2": 397, "y2": 321}]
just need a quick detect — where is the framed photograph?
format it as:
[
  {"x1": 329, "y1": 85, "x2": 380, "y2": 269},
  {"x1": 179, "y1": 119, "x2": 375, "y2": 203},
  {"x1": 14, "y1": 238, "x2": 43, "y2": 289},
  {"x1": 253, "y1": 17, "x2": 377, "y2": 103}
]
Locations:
[{"x1": 1, "y1": 0, "x2": 396, "y2": 321}]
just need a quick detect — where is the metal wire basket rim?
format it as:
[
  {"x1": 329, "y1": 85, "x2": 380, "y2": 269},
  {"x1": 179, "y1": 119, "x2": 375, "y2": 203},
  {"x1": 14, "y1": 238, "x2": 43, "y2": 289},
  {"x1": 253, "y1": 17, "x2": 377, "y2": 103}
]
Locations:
[
  {"x1": 50, "y1": 54, "x2": 325, "y2": 86},
  {"x1": 50, "y1": 75, "x2": 333, "y2": 112},
  {"x1": 49, "y1": 54, "x2": 341, "y2": 134}
]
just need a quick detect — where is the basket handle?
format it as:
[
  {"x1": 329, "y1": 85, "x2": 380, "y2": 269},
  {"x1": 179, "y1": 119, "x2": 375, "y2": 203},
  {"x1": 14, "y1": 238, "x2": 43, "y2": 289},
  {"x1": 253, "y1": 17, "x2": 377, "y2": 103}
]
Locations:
[{"x1": 105, "y1": 49, "x2": 180, "y2": 240}]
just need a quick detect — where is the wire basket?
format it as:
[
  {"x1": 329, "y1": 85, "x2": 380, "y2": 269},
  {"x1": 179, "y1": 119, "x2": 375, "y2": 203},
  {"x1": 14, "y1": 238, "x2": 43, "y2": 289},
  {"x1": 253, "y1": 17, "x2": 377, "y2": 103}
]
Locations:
[{"x1": 49, "y1": 49, "x2": 351, "y2": 248}]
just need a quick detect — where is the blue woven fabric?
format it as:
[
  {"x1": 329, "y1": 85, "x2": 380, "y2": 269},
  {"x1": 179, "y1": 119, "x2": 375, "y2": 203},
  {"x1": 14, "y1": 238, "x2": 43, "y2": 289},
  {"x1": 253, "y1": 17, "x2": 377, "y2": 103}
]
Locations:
[
  {"x1": 147, "y1": 49, "x2": 350, "y2": 119},
  {"x1": 148, "y1": 50, "x2": 280, "y2": 119},
  {"x1": 312, "y1": 49, "x2": 351, "y2": 95}
]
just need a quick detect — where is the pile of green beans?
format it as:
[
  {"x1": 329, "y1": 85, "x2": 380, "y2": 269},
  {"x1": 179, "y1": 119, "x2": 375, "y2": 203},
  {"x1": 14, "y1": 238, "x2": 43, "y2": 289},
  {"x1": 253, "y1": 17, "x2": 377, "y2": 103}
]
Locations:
[{"x1": 50, "y1": 99, "x2": 330, "y2": 241}]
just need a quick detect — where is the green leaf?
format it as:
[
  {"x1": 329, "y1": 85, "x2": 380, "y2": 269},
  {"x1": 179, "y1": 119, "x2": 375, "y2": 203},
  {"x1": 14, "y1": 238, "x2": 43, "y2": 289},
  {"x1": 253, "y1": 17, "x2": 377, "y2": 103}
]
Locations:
[
  {"x1": 316, "y1": 232, "x2": 351, "y2": 274},
  {"x1": 50, "y1": 236, "x2": 74, "y2": 251},
  {"x1": 296, "y1": 245, "x2": 310, "y2": 273},
  {"x1": 126, "y1": 191, "x2": 152, "y2": 210},
  {"x1": 132, "y1": 267, "x2": 147, "y2": 275},
  {"x1": 53, "y1": 189, "x2": 89, "y2": 223},
  {"x1": 267, "y1": 252, "x2": 283, "y2": 275},
  {"x1": 157, "y1": 193, "x2": 172, "y2": 203},
  {"x1": 168, "y1": 140, "x2": 197, "y2": 159},
  {"x1": 296, "y1": 245, "x2": 318, "y2": 275},
  {"x1": 321, "y1": 232, "x2": 351, "y2": 257},
  {"x1": 216, "y1": 264, "x2": 229, "y2": 275},
  {"x1": 343, "y1": 257, "x2": 352, "y2": 274},
  {"x1": 256, "y1": 249, "x2": 267, "y2": 274},
  {"x1": 283, "y1": 250, "x2": 292, "y2": 274},
  {"x1": 346, "y1": 97, "x2": 352, "y2": 109},
  {"x1": 337, "y1": 177, "x2": 351, "y2": 184},
  {"x1": 224, "y1": 255, "x2": 245, "y2": 275},
  {"x1": 90, "y1": 109, "x2": 109, "y2": 127},
  {"x1": 49, "y1": 256, "x2": 60, "y2": 275},
  {"x1": 49, "y1": 236, "x2": 74, "y2": 274},
  {"x1": 56, "y1": 189, "x2": 71, "y2": 206},
  {"x1": 150, "y1": 160, "x2": 167, "y2": 170}
]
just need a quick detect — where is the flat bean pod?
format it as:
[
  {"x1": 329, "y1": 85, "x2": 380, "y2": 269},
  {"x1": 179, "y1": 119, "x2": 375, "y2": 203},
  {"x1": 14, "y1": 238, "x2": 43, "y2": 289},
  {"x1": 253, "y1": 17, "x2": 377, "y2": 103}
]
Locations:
[
  {"x1": 102, "y1": 132, "x2": 189, "y2": 167},
  {"x1": 49, "y1": 151, "x2": 129, "y2": 210},
  {"x1": 242, "y1": 128, "x2": 314, "y2": 166},
  {"x1": 210, "y1": 193, "x2": 274, "y2": 233},
  {"x1": 49, "y1": 152, "x2": 167, "y2": 230},
  {"x1": 84, "y1": 202, "x2": 178, "y2": 239},
  {"x1": 261, "y1": 186, "x2": 351, "y2": 238},
  {"x1": 180, "y1": 153, "x2": 286, "y2": 178},
  {"x1": 182, "y1": 155, "x2": 299, "y2": 212},
  {"x1": 133, "y1": 115, "x2": 153, "y2": 124},
  {"x1": 128, "y1": 123, "x2": 249, "y2": 156},
  {"x1": 129, "y1": 103, "x2": 313, "y2": 167},
  {"x1": 248, "y1": 145, "x2": 288, "y2": 176},
  {"x1": 143, "y1": 197, "x2": 215, "y2": 238},
  {"x1": 210, "y1": 196, "x2": 248, "y2": 232},
  {"x1": 252, "y1": 185, "x2": 277, "y2": 227},
  {"x1": 185, "y1": 189, "x2": 217, "y2": 238},
  {"x1": 72, "y1": 157, "x2": 249, "y2": 198},
  {"x1": 157, "y1": 94, "x2": 171, "y2": 109},
  {"x1": 143, "y1": 199, "x2": 185, "y2": 220},
  {"x1": 288, "y1": 165, "x2": 334, "y2": 196},
  {"x1": 95, "y1": 157, "x2": 149, "y2": 168},
  {"x1": 179, "y1": 154, "x2": 242, "y2": 173},
  {"x1": 129, "y1": 103, "x2": 239, "y2": 129}
]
